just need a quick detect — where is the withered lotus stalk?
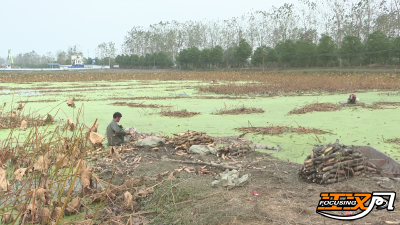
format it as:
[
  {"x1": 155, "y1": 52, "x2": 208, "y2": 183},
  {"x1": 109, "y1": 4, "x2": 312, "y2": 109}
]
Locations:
[
  {"x1": 34, "y1": 156, "x2": 50, "y2": 172},
  {"x1": 65, "y1": 197, "x2": 82, "y2": 215},
  {"x1": 39, "y1": 207, "x2": 50, "y2": 225},
  {"x1": 123, "y1": 191, "x2": 134, "y2": 211},
  {"x1": 1, "y1": 213, "x2": 14, "y2": 224},
  {"x1": 0, "y1": 167, "x2": 10, "y2": 192},
  {"x1": 66, "y1": 118, "x2": 74, "y2": 131},
  {"x1": 67, "y1": 98, "x2": 76, "y2": 108},
  {"x1": 20, "y1": 120, "x2": 27, "y2": 130}
]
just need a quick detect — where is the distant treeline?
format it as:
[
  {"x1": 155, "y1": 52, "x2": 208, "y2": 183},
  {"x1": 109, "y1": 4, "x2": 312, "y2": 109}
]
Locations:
[
  {"x1": 115, "y1": 52, "x2": 173, "y2": 69},
  {"x1": 116, "y1": 31, "x2": 400, "y2": 69},
  {"x1": 9, "y1": 0, "x2": 400, "y2": 69}
]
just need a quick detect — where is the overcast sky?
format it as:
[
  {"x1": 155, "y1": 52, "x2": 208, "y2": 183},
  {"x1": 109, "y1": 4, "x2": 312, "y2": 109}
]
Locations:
[{"x1": 2, "y1": 0, "x2": 297, "y2": 58}]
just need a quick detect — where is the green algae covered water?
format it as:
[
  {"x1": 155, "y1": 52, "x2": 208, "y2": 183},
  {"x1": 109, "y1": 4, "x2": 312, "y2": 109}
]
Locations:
[{"x1": 1, "y1": 80, "x2": 399, "y2": 164}]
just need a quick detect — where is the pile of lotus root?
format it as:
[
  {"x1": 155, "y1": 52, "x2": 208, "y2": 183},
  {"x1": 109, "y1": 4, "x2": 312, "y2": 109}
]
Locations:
[{"x1": 298, "y1": 140, "x2": 380, "y2": 184}]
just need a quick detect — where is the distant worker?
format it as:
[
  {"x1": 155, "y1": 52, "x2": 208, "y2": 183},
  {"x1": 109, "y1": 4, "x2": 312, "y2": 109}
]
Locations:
[
  {"x1": 347, "y1": 94, "x2": 357, "y2": 104},
  {"x1": 106, "y1": 112, "x2": 130, "y2": 146}
]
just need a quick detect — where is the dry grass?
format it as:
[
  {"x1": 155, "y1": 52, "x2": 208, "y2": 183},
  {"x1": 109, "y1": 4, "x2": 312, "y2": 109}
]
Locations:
[
  {"x1": 160, "y1": 108, "x2": 200, "y2": 117},
  {"x1": 19, "y1": 99, "x2": 57, "y2": 103},
  {"x1": 237, "y1": 125, "x2": 328, "y2": 135},
  {"x1": 378, "y1": 91, "x2": 400, "y2": 96},
  {"x1": 0, "y1": 105, "x2": 167, "y2": 224},
  {"x1": 288, "y1": 101, "x2": 399, "y2": 114},
  {"x1": 1, "y1": 71, "x2": 400, "y2": 95},
  {"x1": 108, "y1": 96, "x2": 188, "y2": 101},
  {"x1": 196, "y1": 96, "x2": 251, "y2": 99},
  {"x1": 110, "y1": 102, "x2": 162, "y2": 108},
  {"x1": 0, "y1": 104, "x2": 53, "y2": 130},
  {"x1": 5, "y1": 84, "x2": 134, "y2": 90},
  {"x1": 288, "y1": 102, "x2": 342, "y2": 114},
  {"x1": 213, "y1": 104, "x2": 264, "y2": 115},
  {"x1": 374, "y1": 101, "x2": 400, "y2": 106},
  {"x1": 362, "y1": 103, "x2": 386, "y2": 109},
  {"x1": 196, "y1": 73, "x2": 400, "y2": 96},
  {"x1": 386, "y1": 138, "x2": 400, "y2": 145}
]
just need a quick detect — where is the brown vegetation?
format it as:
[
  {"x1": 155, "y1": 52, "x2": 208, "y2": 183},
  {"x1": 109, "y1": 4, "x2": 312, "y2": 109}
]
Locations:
[
  {"x1": 386, "y1": 138, "x2": 400, "y2": 145},
  {"x1": 237, "y1": 125, "x2": 328, "y2": 135},
  {"x1": 299, "y1": 142, "x2": 380, "y2": 184},
  {"x1": 374, "y1": 101, "x2": 400, "y2": 106},
  {"x1": 196, "y1": 73, "x2": 400, "y2": 96},
  {"x1": 213, "y1": 104, "x2": 264, "y2": 115},
  {"x1": 196, "y1": 96, "x2": 251, "y2": 99},
  {"x1": 160, "y1": 108, "x2": 200, "y2": 117},
  {"x1": 0, "y1": 108, "x2": 53, "y2": 130},
  {"x1": 108, "y1": 96, "x2": 188, "y2": 101},
  {"x1": 378, "y1": 91, "x2": 400, "y2": 96},
  {"x1": 110, "y1": 102, "x2": 162, "y2": 108},
  {"x1": 1, "y1": 111, "x2": 398, "y2": 224},
  {"x1": 19, "y1": 99, "x2": 57, "y2": 103},
  {"x1": 362, "y1": 103, "x2": 386, "y2": 109},
  {"x1": 1, "y1": 71, "x2": 400, "y2": 95},
  {"x1": 289, "y1": 102, "x2": 342, "y2": 114}
]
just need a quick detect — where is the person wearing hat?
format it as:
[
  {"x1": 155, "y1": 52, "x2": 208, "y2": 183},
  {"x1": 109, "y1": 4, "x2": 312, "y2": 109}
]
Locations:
[
  {"x1": 106, "y1": 112, "x2": 130, "y2": 146},
  {"x1": 347, "y1": 94, "x2": 357, "y2": 104}
]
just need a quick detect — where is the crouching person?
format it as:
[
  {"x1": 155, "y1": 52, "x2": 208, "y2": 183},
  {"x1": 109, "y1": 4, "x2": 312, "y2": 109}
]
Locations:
[
  {"x1": 347, "y1": 94, "x2": 357, "y2": 104},
  {"x1": 106, "y1": 112, "x2": 130, "y2": 147}
]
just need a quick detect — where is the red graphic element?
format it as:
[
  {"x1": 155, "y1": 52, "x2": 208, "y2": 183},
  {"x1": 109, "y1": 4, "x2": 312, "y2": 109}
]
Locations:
[{"x1": 343, "y1": 211, "x2": 353, "y2": 216}]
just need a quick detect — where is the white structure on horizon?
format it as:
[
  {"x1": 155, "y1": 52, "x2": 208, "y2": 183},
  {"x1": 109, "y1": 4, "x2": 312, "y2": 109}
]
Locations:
[{"x1": 71, "y1": 55, "x2": 83, "y2": 65}]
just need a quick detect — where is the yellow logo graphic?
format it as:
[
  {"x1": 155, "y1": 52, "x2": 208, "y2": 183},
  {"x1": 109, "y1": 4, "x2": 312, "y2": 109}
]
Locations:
[{"x1": 316, "y1": 192, "x2": 396, "y2": 220}]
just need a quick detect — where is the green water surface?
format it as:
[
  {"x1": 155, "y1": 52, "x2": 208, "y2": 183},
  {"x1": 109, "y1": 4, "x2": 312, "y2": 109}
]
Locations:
[{"x1": 1, "y1": 80, "x2": 400, "y2": 164}]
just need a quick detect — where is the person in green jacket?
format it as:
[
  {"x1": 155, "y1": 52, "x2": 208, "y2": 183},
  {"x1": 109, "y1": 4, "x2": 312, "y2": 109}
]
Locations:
[{"x1": 106, "y1": 112, "x2": 130, "y2": 146}]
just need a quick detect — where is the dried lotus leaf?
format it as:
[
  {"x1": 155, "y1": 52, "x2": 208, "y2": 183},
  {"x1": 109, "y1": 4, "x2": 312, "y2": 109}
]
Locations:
[{"x1": 14, "y1": 168, "x2": 28, "y2": 181}]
